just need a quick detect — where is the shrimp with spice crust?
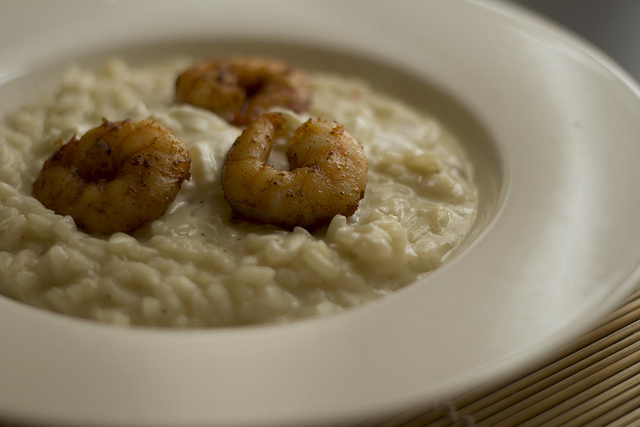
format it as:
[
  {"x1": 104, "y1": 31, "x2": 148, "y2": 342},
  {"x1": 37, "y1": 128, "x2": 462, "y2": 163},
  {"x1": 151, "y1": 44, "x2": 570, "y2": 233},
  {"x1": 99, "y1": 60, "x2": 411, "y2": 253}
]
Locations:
[
  {"x1": 32, "y1": 119, "x2": 191, "y2": 235},
  {"x1": 221, "y1": 112, "x2": 368, "y2": 229},
  {"x1": 175, "y1": 57, "x2": 312, "y2": 127}
]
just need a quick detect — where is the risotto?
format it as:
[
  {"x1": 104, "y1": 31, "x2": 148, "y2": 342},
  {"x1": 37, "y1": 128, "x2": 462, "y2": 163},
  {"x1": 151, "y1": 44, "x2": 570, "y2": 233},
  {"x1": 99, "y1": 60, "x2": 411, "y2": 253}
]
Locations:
[{"x1": 0, "y1": 58, "x2": 477, "y2": 327}]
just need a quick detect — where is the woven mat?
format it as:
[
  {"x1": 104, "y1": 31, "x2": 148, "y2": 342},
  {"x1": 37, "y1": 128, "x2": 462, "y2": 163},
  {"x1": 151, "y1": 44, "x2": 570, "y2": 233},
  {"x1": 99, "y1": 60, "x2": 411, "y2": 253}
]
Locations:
[{"x1": 359, "y1": 288, "x2": 640, "y2": 427}]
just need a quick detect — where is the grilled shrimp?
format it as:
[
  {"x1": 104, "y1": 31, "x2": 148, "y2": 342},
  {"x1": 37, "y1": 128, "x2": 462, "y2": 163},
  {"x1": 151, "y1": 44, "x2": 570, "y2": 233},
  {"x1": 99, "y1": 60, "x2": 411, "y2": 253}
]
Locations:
[
  {"x1": 175, "y1": 57, "x2": 312, "y2": 127},
  {"x1": 222, "y1": 112, "x2": 367, "y2": 229},
  {"x1": 32, "y1": 119, "x2": 191, "y2": 235}
]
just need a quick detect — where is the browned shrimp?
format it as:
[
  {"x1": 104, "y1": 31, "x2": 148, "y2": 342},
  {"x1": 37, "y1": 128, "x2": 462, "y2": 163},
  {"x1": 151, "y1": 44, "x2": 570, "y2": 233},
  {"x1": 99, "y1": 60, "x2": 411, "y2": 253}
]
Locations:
[
  {"x1": 221, "y1": 112, "x2": 367, "y2": 229},
  {"x1": 32, "y1": 119, "x2": 191, "y2": 235},
  {"x1": 175, "y1": 57, "x2": 312, "y2": 127}
]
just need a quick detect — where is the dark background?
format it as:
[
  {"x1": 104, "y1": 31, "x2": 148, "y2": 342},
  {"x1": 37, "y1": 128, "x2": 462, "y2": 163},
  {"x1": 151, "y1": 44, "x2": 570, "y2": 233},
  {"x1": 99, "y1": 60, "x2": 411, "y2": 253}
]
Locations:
[{"x1": 510, "y1": 0, "x2": 640, "y2": 82}]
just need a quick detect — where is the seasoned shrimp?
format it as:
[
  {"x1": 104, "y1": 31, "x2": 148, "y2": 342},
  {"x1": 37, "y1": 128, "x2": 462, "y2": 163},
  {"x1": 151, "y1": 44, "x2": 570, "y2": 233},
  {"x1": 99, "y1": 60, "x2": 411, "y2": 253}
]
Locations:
[
  {"x1": 32, "y1": 119, "x2": 191, "y2": 235},
  {"x1": 175, "y1": 57, "x2": 312, "y2": 127},
  {"x1": 222, "y1": 112, "x2": 367, "y2": 229}
]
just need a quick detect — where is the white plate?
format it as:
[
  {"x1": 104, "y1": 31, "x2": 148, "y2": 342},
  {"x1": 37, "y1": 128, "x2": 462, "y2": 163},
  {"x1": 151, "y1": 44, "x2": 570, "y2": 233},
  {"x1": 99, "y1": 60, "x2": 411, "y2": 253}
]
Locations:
[{"x1": 2, "y1": 1, "x2": 640, "y2": 426}]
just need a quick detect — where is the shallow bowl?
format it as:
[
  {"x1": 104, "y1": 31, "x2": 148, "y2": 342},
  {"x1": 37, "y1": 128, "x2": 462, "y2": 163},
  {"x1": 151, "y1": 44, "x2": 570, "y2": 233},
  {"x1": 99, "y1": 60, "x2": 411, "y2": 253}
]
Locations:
[{"x1": 1, "y1": 1, "x2": 640, "y2": 426}]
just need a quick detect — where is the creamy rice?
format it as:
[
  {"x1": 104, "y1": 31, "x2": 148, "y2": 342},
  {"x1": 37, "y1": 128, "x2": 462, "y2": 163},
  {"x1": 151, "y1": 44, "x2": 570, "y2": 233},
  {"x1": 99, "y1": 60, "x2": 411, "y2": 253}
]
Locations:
[{"x1": 0, "y1": 58, "x2": 476, "y2": 327}]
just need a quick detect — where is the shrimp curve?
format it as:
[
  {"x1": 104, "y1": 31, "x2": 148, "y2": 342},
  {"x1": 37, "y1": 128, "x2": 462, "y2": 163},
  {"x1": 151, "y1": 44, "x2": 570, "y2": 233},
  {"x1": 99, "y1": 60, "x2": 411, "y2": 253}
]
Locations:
[
  {"x1": 175, "y1": 57, "x2": 312, "y2": 127},
  {"x1": 32, "y1": 119, "x2": 191, "y2": 235},
  {"x1": 221, "y1": 112, "x2": 368, "y2": 229}
]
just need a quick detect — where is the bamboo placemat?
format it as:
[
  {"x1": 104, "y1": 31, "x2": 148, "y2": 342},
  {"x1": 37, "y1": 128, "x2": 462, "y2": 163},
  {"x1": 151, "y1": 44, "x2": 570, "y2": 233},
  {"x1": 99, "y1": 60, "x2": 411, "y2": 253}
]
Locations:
[{"x1": 359, "y1": 287, "x2": 640, "y2": 426}]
